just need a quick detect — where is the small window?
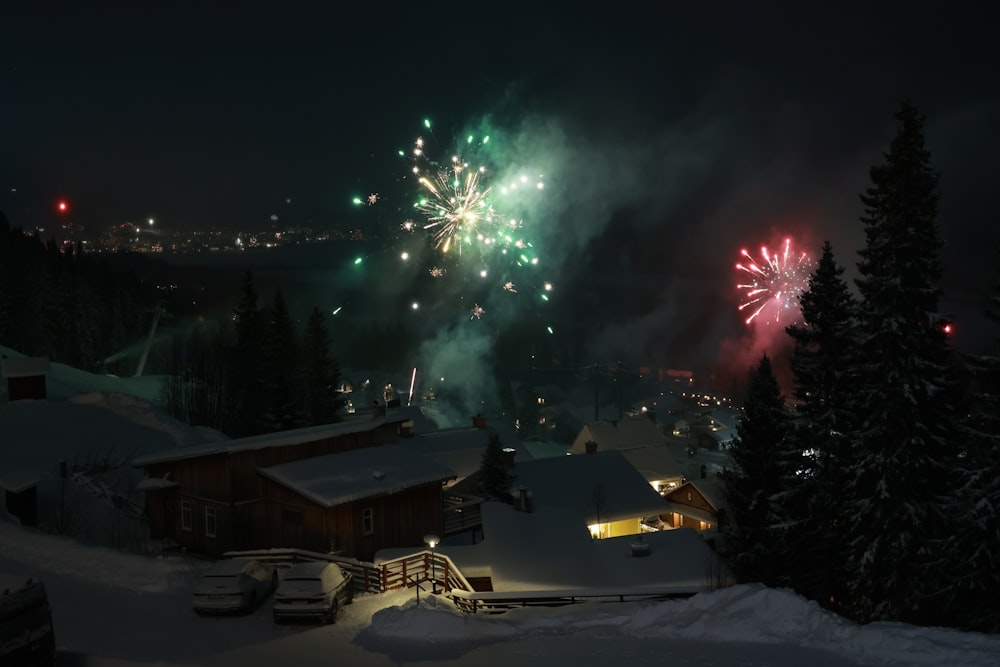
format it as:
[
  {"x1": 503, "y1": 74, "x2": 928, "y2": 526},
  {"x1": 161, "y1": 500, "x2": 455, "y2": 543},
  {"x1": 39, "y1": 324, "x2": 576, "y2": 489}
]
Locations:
[
  {"x1": 180, "y1": 500, "x2": 192, "y2": 532},
  {"x1": 687, "y1": 491, "x2": 693, "y2": 502},
  {"x1": 362, "y1": 507, "x2": 374, "y2": 535},
  {"x1": 205, "y1": 506, "x2": 217, "y2": 538}
]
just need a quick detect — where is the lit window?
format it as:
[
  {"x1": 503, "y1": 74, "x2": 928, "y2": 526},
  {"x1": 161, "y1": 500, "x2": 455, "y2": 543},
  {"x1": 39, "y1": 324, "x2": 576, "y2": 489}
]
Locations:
[
  {"x1": 205, "y1": 506, "x2": 217, "y2": 538},
  {"x1": 362, "y1": 507, "x2": 374, "y2": 535},
  {"x1": 180, "y1": 500, "x2": 192, "y2": 532}
]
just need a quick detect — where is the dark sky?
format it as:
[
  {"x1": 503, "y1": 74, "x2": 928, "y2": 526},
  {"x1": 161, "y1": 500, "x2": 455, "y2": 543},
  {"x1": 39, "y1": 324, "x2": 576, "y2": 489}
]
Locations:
[{"x1": 3, "y1": 2, "x2": 999, "y2": 399}]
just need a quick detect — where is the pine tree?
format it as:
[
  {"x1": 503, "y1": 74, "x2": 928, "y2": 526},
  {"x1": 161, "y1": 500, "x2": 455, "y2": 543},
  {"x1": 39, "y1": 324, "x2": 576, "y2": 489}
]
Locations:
[
  {"x1": 300, "y1": 306, "x2": 345, "y2": 426},
  {"x1": 479, "y1": 430, "x2": 514, "y2": 502},
  {"x1": 784, "y1": 241, "x2": 858, "y2": 607},
  {"x1": 225, "y1": 269, "x2": 268, "y2": 436},
  {"x1": 722, "y1": 353, "x2": 794, "y2": 586},
  {"x1": 841, "y1": 101, "x2": 963, "y2": 626},
  {"x1": 260, "y1": 289, "x2": 303, "y2": 432},
  {"x1": 945, "y1": 249, "x2": 1000, "y2": 632}
]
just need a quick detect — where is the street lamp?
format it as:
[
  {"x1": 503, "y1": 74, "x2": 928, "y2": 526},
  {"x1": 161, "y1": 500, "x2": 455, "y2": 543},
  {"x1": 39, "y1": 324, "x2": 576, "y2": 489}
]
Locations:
[{"x1": 424, "y1": 533, "x2": 440, "y2": 593}]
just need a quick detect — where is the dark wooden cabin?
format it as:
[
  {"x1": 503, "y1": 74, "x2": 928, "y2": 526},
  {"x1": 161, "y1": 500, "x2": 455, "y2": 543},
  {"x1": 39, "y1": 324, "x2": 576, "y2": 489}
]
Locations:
[
  {"x1": 258, "y1": 443, "x2": 456, "y2": 562},
  {"x1": 133, "y1": 411, "x2": 414, "y2": 557}
]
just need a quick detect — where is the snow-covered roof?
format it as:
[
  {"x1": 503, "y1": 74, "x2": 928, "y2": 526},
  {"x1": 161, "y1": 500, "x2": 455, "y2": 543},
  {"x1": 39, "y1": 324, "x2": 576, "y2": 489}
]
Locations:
[
  {"x1": 400, "y1": 421, "x2": 528, "y2": 483},
  {"x1": 1, "y1": 355, "x2": 49, "y2": 378},
  {"x1": 135, "y1": 476, "x2": 180, "y2": 491},
  {"x1": 258, "y1": 443, "x2": 456, "y2": 508},
  {"x1": 0, "y1": 469, "x2": 39, "y2": 494},
  {"x1": 131, "y1": 407, "x2": 421, "y2": 467},
  {"x1": 510, "y1": 449, "x2": 667, "y2": 524},
  {"x1": 377, "y1": 501, "x2": 718, "y2": 594},
  {"x1": 570, "y1": 416, "x2": 666, "y2": 453},
  {"x1": 618, "y1": 444, "x2": 686, "y2": 484},
  {"x1": 686, "y1": 477, "x2": 728, "y2": 511}
]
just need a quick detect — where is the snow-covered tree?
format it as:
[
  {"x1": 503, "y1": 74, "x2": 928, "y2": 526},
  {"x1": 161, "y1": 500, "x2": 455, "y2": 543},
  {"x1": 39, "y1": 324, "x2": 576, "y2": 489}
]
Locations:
[
  {"x1": 945, "y1": 248, "x2": 1000, "y2": 632},
  {"x1": 722, "y1": 353, "x2": 795, "y2": 586},
  {"x1": 841, "y1": 101, "x2": 963, "y2": 626},
  {"x1": 226, "y1": 269, "x2": 268, "y2": 436},
  {"x1": 300, "y1": 306, "x2": 345, "y2": 426},
  {"x1": 478, "y1": 430, "x2": 514, "y2": 502},
  {"x1": 784, "y1": 241, "x2": 858, "y2": 607},
  {"x1": 260, "y1": 289, "x2": 303, "y2": 432}
]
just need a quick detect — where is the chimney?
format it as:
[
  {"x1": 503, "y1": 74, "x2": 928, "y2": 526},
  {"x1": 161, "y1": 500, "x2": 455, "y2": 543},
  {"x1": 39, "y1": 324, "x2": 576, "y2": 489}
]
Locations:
[
  {"x1": 585, "y1": 440, "x2": 598, "y2": 455},
  {"x1": 472, "y1": 414, "x2": 487, "y2": 429},
  {"x1": 501, "y1": 447, "x2": 516, "y2": 467},
  {"x1": 630, "y1": 536, "x2": 651, "y2": 557}
]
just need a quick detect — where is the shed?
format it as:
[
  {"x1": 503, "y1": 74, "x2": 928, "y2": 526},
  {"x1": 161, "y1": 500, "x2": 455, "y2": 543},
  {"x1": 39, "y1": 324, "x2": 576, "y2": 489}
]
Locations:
[
  {"x1": 1, "y1": 356, "x2": 50, "y2": 401},
  {"x1": 0, "y1": 470, "x2": 40, "y2": 527}
]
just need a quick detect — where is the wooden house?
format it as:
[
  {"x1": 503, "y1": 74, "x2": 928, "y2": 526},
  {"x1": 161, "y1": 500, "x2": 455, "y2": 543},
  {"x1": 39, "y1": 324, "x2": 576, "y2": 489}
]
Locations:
[
  {"x1": 1, "y1": 356, "x2": 50, "y2": 401},
  {"x1": 510, "y1": 449, "x2": 667, "y2": 539},
  {"x1": 568, "y1": 417, "x2": 684, "y2": 492},
  {"x1": 661, "y1": 478, "x2": 726, "y2": 532},
  {"x1": 132, "y1": 410, "x2": 415, "y2": 558},
  {"x1": 258, "y1": 443, "x2": 456, "y2": 562},
  {"x1": 569, "y1": 416, "x2": 666, "y2": 454}
]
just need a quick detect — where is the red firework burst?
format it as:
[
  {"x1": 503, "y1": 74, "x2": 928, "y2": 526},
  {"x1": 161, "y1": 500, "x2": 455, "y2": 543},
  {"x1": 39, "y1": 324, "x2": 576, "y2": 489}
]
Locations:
[{"x1": 736, "y1": 237, "x2": 813, "y2": 325}]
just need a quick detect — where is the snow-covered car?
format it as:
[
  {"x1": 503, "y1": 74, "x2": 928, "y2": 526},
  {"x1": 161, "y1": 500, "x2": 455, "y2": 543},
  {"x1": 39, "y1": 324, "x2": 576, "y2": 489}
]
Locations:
[
  {"x1": 272, "y1": 561, "x2": 353, "y2": 624},
  {"x1": 192, "y1": 558, "x2": 278, "y2": 615},
  {"x1": 1, "y1": 574, "x2": 56, "y2": 667}
]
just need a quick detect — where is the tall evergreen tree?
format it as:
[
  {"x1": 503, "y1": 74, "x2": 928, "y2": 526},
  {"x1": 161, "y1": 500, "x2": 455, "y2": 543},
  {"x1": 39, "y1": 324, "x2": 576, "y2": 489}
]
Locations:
[
  {"x1": 722, "y1": 353, "x2": 795, "y2": 587},
  {"x1": 226, "y1": 269, "x2": 268, "y2": 436},
  {"x1": 946, "y1": 249, "x2": 1000, "y2": 632},
  {"x1": 300, "y1": 306, "x2": 345, "y2": 425},
  {"x1": 784, "y1": 241, "x2": 858, "y2": 607},
  {"x1": 260, "y1": 289, "x2": 303, "y2": 432},
  {"x1": 841, "y1": 101, "x2": 963, "y2": 625},
  {"x1": 478, "y1": 430, "x2": 514, "y2": 502}
]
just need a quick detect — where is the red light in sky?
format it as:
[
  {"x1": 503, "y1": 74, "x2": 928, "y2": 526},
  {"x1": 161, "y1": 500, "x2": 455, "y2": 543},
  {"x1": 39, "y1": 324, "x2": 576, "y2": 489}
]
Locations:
[
  {"x1": 943, "y1": 323, "x2": 953, "y2": 335},
  {"x1": 57, "y1": 200, "x2": 68, "y2": 213}
]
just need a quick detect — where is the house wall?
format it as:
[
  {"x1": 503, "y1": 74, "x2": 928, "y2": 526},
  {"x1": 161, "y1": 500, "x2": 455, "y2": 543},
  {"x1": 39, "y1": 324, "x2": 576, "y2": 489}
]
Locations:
[
  {"x1": 662, "y1": 483, "x2": 716, "y2": 531},
  {"x1": 261, "y1": 479, "x2": 446, "y2": 562},
  {"x1": 607, "y1": 517, "x2": 641, "y2": 538},
  {"x1": 590, "y1": 517, "x2": 643, "y2": 539},
  {"x1": 6, "y1": 375, "x2": 46, "y2": 401},
  {"x1": 138, "y1": 427, "x2": 394, "y2": 557}
]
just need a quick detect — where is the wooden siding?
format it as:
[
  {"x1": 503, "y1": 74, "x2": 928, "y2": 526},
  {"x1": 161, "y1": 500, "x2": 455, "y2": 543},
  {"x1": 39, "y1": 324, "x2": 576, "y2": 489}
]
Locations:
[
  {"x1": 260, "y1": 477, "x2": 446, "y2": 562},
  {"x1": 665, "y1": 483, "x2": 715, "y2": 514},
  {"x1": 138, "y1": 428, "x2": 395, "y2": 556}
]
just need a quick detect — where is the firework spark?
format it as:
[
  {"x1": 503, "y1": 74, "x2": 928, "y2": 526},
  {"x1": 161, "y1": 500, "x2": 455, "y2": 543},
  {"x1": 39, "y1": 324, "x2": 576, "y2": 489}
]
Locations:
[
  {"x1": 415, "y1": 156, "x2": 496, "y2": 253},
  {"x1": 736, "y1": 237, "x2": 812, "y2": 325},
  {"x1": 470, "y1": 303, "x2": 485, "y2": 320},
  {"x1": 503, "y1": 281, "x2": 516, "y2": 293}
]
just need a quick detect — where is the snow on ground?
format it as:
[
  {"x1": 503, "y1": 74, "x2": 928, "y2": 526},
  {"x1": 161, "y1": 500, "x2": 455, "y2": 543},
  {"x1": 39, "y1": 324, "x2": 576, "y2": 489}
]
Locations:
[{"x1": 2, "y1": 347, "x2": 999, "y2": 666}]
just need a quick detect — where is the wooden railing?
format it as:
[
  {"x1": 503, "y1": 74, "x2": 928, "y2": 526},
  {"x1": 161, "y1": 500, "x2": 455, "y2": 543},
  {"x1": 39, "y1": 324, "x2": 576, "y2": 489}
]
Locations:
[
  {"x1": 379, "y1": 549, "x2": 473, "y2": 596},
  {"x1": 223, "y1": 547, "x2": 382, "y2": 593},
  {"x1": 442, "y1": 492, "x2": 483, "y2": 536},
  {"x1": 225, "y1": 546, "x2": 707, "y2": 614}
]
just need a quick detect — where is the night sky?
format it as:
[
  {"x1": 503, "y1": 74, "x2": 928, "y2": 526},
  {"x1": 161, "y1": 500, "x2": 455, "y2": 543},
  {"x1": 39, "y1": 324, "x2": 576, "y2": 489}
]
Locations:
[{"x1": 3, "y1": 3, "x2": 999, "y2": 399}]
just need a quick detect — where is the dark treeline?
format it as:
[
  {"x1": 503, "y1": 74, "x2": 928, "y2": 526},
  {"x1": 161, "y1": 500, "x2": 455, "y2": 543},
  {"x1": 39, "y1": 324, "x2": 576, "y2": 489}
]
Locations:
[
  {"x1": 0, "y1": 219, "x2": 347, "y2": 437},
  {"x1": 160, "y1": 269, "x2": 347, "y2": 437},
  {"x1": 0, "y1": 215, "x2": 169, "y2": 375},
  {"x1": 721, "y1": 102, "x2": 1000, "y2": 633}
]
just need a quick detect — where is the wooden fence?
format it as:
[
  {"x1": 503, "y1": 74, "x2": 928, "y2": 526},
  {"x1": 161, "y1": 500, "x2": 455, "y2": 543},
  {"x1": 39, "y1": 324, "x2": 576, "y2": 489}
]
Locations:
[{"x1": 224, "y1": 547, "x2": 705, "y2": 614}]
